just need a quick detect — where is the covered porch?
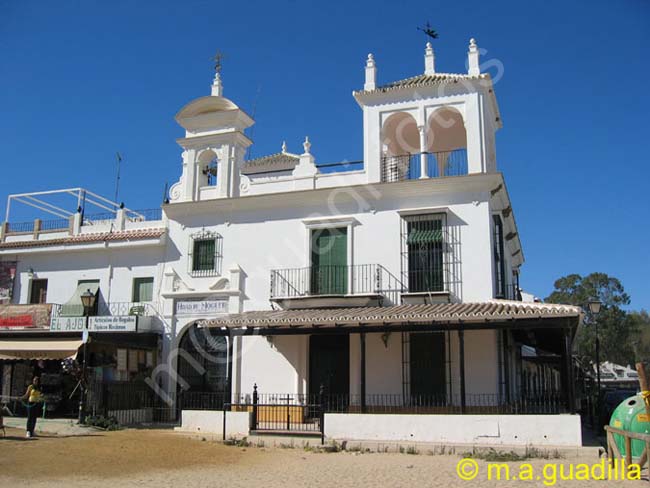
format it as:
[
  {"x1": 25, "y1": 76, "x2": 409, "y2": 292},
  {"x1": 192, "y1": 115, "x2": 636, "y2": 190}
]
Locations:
[{"x1": 192, "y1": 302, "x2": 582, "y2": 423}]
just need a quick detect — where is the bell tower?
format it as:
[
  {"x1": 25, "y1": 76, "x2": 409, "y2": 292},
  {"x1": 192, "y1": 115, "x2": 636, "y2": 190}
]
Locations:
[
  {"x1": 353, "y1": 39, "x2": 502, "y2": 184},
  {"x1": 168, "y1": 64, "x2": 254, "y2": 203}
]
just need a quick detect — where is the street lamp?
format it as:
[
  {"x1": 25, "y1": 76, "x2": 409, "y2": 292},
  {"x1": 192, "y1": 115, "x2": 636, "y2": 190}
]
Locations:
[
  {"x1": 588, "y1": 300, "x2": 603, "y2": 427},
  {"x1": 78, "y1": 289, "x2": 96, "y2": 423}
]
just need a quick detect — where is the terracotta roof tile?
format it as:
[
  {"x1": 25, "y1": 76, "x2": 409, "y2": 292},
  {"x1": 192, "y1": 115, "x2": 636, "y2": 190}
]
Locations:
[
  {"x1": 200, "y1": 301, "x2": 582, "y2": 330},
  {"x1": 241, "y1": 152, "x2": 300, "y2": 175},
  {"x1": 354, "y1": 72, "x2": 490, "y2": 95},
  {"x1": 0, "y1": 228, "x2": 166, "y2": 249}
]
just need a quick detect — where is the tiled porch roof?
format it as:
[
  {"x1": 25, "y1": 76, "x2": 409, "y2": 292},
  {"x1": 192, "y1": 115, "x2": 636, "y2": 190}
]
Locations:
[
  {"x1": 201, "y1": 301, "x2": 582, "y2": 330},
  {"x1": 0, "y1": 228, "x2": 166, "y2": 249},
  {"x1": 241, "y1": 152, "x2": 300, "y2": 175}
]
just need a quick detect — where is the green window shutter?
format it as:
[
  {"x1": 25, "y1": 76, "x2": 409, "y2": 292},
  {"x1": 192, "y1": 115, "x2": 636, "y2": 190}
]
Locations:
[
  {"x1": 193, "y1": 239, "x2": 215, "y2": 271},
  {"x1": 311, "y1": 228, "x2": 347, "y2": 294},
  {"x1": 133, "y1": 277, "x2": 154, "y2": 302}
]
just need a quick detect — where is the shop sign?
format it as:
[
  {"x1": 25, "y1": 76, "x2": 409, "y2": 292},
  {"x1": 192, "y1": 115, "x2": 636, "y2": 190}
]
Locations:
[
  {"x1": 0, "y1": 314, "x2": 34, "y2": 328},
  {"x1": 50, "y1": 316, "x2": 86, "y2": 332},
  {"x1": 175, "y1": 298, "x2": 228, "y2": 316},
  {"x1": 89, "y1": 316, "x2": 137, "y2": 332},
  {"x1": 50, "y1": 316, "x2": 137, "y2": 332}
]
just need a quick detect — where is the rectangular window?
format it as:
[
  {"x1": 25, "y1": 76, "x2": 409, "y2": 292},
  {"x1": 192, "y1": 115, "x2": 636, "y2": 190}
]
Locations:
[
  {"x1": 310, "y1": 228, "x2": 348, "y2": 295},
  {"x1": 192, "y1": 239, "x2": 216, "y2": 272},
  {"x1": 29, "y1": 279, "x2": 48, "y2": 304},
  {"x1": 493, "y1": 215, "x2": 506, "y2": 298},
  {"x1": 403, "y1": 214, "x2": 446, "y2": 293},
  {"x1": 132, "y1": 277, "x2": 154, "y2": 302}
]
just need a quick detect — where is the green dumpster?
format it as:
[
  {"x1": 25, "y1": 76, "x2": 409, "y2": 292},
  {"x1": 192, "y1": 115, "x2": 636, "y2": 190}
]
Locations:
[{"x1": 609, "y1": 393, "x2": 650, "y2": 460}]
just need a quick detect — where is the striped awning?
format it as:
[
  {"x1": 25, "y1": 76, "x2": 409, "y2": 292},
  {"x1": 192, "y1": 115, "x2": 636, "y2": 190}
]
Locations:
[
  {"x1": 407, "y1": 229, "x2": 443, "y2": 244},
  {"x1": 0, "y1": 338, "x2": 83, "y2": 360}
]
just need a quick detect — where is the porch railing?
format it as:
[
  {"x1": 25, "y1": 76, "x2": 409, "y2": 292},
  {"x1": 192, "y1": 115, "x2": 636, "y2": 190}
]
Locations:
[
  {"x1": 381, "y1": 149, "x2": 468, "y2": 182},
  {"x1": 270, "y1": 263, "x2": 404, "y2": 305}
]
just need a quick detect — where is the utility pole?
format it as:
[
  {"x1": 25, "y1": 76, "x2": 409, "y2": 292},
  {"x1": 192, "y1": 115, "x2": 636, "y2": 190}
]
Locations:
[{"x1": 114, "y1": 152, "x2": 123, "y2": 204}]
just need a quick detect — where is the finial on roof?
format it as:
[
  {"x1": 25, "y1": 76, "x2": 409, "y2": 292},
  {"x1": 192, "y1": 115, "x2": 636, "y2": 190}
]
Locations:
[
  {"x1": 468, "y1": 38, "x2": 480, "y2": 76},
  {"x1": 424, "y1": 42, "x2": 435, "y2": 75},
  {"x1": 364, "y1": 53, "x2": 377, "y2": 91},
  {"x1": 211, "y1": 72, "x2": 223, "y2": 97},
  {"x1": 211, "y1": 50, "x2": 225, "y2": 96},
  {"x1": 303, "y1": 136, "x2": 311, "y2": 155},
  {"x1": 281, "y1": 141, "x2": 287, "y2": 153}
]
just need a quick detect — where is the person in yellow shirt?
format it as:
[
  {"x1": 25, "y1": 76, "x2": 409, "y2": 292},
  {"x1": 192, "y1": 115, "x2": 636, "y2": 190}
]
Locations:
[{"x1": 21, "y1": 376, "x2": 43, "y2": 438}]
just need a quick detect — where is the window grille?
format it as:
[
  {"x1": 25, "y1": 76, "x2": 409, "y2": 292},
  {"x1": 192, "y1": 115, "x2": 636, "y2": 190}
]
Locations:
[
  {"x1": 188, "y1": 229, "x2": 223, "y2": 276},
  {"x1": 400, "y1": 213, "x2": 447, "y2": 293},
  {"x1": 492, "y1": 215, "x2": 506, "y2": 298}
]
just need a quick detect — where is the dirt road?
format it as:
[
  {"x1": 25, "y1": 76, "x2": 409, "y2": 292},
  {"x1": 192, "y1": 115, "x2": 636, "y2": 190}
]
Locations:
[{"x1": 0, "y1": 427, "x2": 643, "y2": 487}]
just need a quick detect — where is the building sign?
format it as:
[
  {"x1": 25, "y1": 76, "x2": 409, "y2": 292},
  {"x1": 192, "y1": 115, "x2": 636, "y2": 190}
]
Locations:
[
  {"x1": 50, "y1": 316, "x2": 137, "y2": 332},
  {"x1": 0, "y1": 315, "x2": 34, "y2": 328},
  {"x1": 90, "y1": 316, "x2": 137, "y2": 332},
  {"x1": 0, "y1": 261, "x2": 17, "y2": 303},
  {"x1": 175, "y1": 298, "x2": 228, "y2": 316}
]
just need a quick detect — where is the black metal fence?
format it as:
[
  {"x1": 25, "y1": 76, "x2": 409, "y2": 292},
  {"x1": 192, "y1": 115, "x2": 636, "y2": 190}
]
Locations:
[{"x1": 87, "y1": 381, "x2": 178, "y2": 426}]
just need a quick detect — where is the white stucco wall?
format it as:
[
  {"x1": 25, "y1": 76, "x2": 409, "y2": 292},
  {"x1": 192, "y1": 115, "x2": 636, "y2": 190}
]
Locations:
[
  {"x1": 324, "y1": 414, "x2": 583, "y2": 447},
  {"x1": 178, "y1": 410, "x2": 251, "y2": 437}
]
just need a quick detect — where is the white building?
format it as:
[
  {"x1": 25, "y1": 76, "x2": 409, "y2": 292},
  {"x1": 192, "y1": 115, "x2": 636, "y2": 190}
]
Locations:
[{"x1": 0, "y1": 40, "x2": 584, "y2": 446}]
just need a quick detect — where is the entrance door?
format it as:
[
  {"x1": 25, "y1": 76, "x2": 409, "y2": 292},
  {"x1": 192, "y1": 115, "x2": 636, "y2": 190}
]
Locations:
[
  {"x1": 409, "y1": 332, "x2": 446, "y2": 404},
  {"x1": 311, "y1": 228, "x2": 347, "y2": 294},
  {"x1": 309, "y1": 335, "x2": 349, "y2": 406},
  {"x1": 29, "y1": 279, "x2": 48, "y2": 304}
]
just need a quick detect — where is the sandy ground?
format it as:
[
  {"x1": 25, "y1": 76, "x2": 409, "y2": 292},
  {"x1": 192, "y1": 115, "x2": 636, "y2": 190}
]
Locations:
[{"x1": 0, "y1": 427, "x2": 644, "y2": 487}]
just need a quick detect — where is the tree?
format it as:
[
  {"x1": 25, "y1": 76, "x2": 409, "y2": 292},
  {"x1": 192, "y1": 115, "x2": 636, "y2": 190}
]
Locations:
[
  {"x1": 545, "y1": 273, "x2": 634, "y2": 366},
  {"x1": 628, "y1": 310, "x2": 650, "y2": 362}
]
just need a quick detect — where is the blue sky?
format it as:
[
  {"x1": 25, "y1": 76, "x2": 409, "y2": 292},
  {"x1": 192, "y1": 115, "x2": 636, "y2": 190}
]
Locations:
[{"x1": 0, "y1": 0, "x2": 648, "y2": 309}]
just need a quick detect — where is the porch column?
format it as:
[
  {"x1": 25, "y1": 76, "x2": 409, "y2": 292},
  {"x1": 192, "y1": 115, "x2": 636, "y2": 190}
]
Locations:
[
  {"x1": 360, "y1": 331, "x2": 367, "y2": 413},
  {"x1": 503, "y1": 330, "x2": 511, "y2": 403},
  {"x1": 564, "y1": 327, "x2": 576, "y2": 414},
  {"x1": 458, "y1": 329, "x2": 466, "y2": 414},
  {"x1": 227, "y1": 332, "x2": 234, "y2": 403}
]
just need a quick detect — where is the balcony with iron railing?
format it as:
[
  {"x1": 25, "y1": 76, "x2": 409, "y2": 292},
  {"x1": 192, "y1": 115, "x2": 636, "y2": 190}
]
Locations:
[
  {"x1": 270, "y1": 264, "x2": 404, "y2": 309},
  {"x1": 381, "y1": 148, "x2": 468, "y2": 183}
]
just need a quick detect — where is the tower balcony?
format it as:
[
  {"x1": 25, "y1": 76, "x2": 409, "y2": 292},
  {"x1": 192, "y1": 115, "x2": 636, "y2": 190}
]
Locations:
[{"x1": 380, "y1": 149, "x2": 468, "y2": 183}]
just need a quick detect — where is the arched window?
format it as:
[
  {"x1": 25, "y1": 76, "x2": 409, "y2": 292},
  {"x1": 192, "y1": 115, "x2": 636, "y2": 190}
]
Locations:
[
  {"x1": 426, "y1": 107, "x2": 468, "y2": 177},
  {"x1": 176, "y1": 324, "x2": 229, "y2": 405},
  {"x1": 380, "y1": 112, "x2": 420, "y2": 181},
  {"x1": 198, "y1": 150, "x2": 219, "y2": 187}
]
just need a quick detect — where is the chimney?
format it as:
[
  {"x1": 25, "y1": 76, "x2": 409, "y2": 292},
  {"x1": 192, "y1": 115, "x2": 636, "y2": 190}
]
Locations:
[
  {"x1": 364, "y1": 54, "x2": 376, "y2": 91},
  {"x1": 424, "y1": 42, "x2": 435, "y2": 75},
  {"x1": 468, "y1": 38, "x2": 480, "y2": 76}
]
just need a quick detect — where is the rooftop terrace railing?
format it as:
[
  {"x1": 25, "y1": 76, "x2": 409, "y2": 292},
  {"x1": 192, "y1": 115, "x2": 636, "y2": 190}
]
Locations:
[{"x1": 381, "y1": 148, "x2": 468, "y2": 182}]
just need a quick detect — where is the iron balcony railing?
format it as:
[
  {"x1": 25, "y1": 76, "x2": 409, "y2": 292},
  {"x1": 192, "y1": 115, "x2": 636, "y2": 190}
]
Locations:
[
  {"x1": 5, "y1": 221, "x2": 35, "y2": 233},
  {"x1": 270, "y1": 264, "x2": 404, "y2": 305},
  {"x1": 381, "y1": 148, "x2": 468, "y2": 183},
  {"x1": 40, "y1": 218, "x2": 69, "y2": 232},
  {"x1": 127, "y1": 208, "x2": 163, "y2": 222}
]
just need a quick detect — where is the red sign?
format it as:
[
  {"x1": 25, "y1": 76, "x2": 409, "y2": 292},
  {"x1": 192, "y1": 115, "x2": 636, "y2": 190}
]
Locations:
[{"x1": 0, "y1": 314, "x2": 34, "y2": 327}]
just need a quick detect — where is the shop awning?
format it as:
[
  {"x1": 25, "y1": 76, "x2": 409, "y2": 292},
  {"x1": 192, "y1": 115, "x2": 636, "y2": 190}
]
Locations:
[{"x1": 0, "y1": 338, "x2": 83, "y2": 360}]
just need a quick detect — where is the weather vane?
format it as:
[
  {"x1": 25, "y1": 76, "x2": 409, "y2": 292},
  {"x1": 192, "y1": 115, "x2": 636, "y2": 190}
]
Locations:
[
  {"x1": 417, "y1": 21, "x2": 439, "y2": 40},
  {"x1": 213, "y1": 51, "x2": 225, "y2": 74}
]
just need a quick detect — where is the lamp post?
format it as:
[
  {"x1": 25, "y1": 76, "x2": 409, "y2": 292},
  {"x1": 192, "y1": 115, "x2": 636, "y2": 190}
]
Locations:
[
  {"x1": 78, "y1": 289, "x2": 96, "y2": 423},
  {"x1": 588, "y1": 300, "x2": 602, "y2": 427}
]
